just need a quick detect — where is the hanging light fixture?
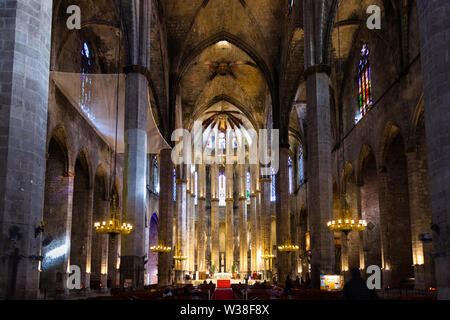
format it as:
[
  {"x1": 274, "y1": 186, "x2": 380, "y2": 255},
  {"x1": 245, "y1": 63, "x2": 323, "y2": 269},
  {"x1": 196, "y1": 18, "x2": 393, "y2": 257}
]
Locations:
[
  {"x1": 277, "y1": 237, "x2": 299, "y2": 253},
  {"x1": 326, "y1": 1, "x2": 366, "y2": 234},
  {"x1": 94, "y1": 30, "x2": 133, "y2": 236},
  {"x1": 151, "y1": 243, "x2": 172, "y2": 253}
]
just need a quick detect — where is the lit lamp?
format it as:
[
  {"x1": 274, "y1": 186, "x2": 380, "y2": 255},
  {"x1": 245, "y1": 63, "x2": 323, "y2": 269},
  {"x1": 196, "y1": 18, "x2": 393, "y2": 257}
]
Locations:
[
  {"x1": 277, "y1": 238, "x2": 299, "y2": 253},
  {"x1": 94, "y1": 195, "x2": 133, "y2": 235},
  {"x1": 326, "y1": 199, "x2": 367, "y2": 234},
  {"x1": 150, "y1": 243, "x2": 172, "y2": 253}
]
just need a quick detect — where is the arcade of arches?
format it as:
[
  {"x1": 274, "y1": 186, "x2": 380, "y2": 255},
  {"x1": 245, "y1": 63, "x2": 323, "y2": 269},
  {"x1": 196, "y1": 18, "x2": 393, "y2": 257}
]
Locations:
[{"x1": 0, "y1": 0, "x2": 449, "y2": 300}]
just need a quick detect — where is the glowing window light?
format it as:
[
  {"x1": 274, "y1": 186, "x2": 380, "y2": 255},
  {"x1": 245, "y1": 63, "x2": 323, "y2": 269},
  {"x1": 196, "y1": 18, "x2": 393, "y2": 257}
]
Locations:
[
  {"x1": 219, "y1": 173, "x2": 226, "y2": 206},
  {"x1": 288, "y1": 156, "x2": 293, "y2": 194},
  {"x1": 46, "y1": 244, "x2": 68, "y2": 259},
  {"x1": 80, "y1": 41, "x2": 95, "y2": 121},
  {"x1": 246, "y1": 171, "x2": 251, "y2": 205},
  {"x1": 356, "y1": 44, "x2": 373, "y2": 123},
  {"x1": 270, "y1": 167, "x2": 276, "y2": 202}
]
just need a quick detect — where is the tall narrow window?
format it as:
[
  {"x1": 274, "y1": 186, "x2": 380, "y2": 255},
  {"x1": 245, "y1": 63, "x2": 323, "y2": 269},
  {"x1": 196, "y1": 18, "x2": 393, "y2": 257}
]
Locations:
[
  {"x1": 173, "y1": 168, "x2": 176, "y2": 201},
  {"x1": 80, "y1": 42, "x2": 94, "y2": 121},
  {"x1": 270, "y1": 167, "x2": 276, "y2": 202},
  {"x1": 356, "y1": 44, "x2": 373, "y2": 123},
  {"x1": 194, "y1": 171, "x2": 198, "y2": 205},
  {"x1": 298, "y1": 145, "x2": 304, "y2": 185},
  {"x1": 288, "y1": 0, "x2": 295, "y2": 14},
  {"x1": 246, "y1": 171, "x2": 251, "y2": 204},
  {"x1": 153, "y1": 156, "x2": 159, "y2": 194},
  {"x1": 288, "y1": 156, "x2": 293, "y2": 194},
  {"x1": 219, "y1": 173, "x2": 226, "y2": 206},
  {"x1": 218, "y1": 132, "x2": 226, "y2": 150}
]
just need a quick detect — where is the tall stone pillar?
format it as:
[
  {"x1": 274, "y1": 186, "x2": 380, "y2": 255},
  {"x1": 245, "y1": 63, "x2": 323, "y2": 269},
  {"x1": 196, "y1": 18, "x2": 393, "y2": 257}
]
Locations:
[
  {"x1": 238, "y1": 164, "x2": 248, "y2": 275},
  {"x1": 276, "y1": 146, "x2": 292, "y2": 282},
  {"x1": 189, "y1": 191, "x2": 196, "y2": 273},
  {"x1": 255, "y1": 190, "x2": 263, "y2": 272},
  {"x1": 405, "y1": 151, "x2": 434, "y2": 290},
  {"x1": 158, "y1": 149, "x2": 174, "y2": 286},
  {"x1": 210, "y1": 165, "x2": 220, "y2": 272},
  {"x1": 120, "y1": 71, "x2": 148, "y2": 289},
  {"x1": 304, "y1": 66, "x2": 335, "y2": 288},
  {"x1": 225, "y1": 164, "x2": 234, "y2": 272},
  {"x1": 185, "y1": 169, "x2": 192, "y2": 274},
  {"x1": 175, "y1": 166, "x2": 187, "y2": 282},
  {"x1": 0, "y1": 0, "x2": 53, "y2": 299},
  {"x1": 197, "y1": 165, "x2": 206, "y2": 273},
  {"x1": 249, "y1": 165, "x2": 258, "y2": 273},
  {"x1": 377, "y1": 171, "x2": 391, "y2": 287},
  {"x1": 417, "y1": 0, "x2": 450, "y2": 299},
  {"x1": 260, "y1": 174, "x2": 272, "y2": 280}
]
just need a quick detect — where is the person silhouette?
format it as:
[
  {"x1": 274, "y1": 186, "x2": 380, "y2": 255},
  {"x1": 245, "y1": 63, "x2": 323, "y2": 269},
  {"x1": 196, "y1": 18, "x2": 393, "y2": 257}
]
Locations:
[{"x1": 342, "y1": 268, "x2": 378, "y2": 300}]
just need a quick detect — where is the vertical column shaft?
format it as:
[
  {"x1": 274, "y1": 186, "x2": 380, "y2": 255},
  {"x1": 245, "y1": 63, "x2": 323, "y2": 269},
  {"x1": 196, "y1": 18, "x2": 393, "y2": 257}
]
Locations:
[
  {"x1": 305, "y1": 70, "x2": 335, "y2": 288},
  {"x1": 417, "y1": 0, "x2": 450, "y2": 299}
]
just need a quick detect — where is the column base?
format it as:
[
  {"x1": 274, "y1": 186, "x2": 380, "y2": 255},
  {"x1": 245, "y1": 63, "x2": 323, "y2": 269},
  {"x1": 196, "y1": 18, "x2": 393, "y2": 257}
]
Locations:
[{"x1": 120, "y1": 256, "x2": 145, "y2": 290}]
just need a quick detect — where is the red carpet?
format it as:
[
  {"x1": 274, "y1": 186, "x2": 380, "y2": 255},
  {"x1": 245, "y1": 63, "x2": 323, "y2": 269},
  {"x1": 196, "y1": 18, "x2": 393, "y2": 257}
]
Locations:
[
  {"x1": 214, "y1": 280, "x2": 234, "y2": 300},
  {"x1": 217, "y1": 280, "x2": 231, "y2": 288}
]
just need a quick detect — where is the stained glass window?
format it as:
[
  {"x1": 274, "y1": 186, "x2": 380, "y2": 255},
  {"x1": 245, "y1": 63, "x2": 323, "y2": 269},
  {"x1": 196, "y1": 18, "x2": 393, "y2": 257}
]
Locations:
[
  {"x1": 246, "y1": 171, "x2": 251, "y2": 205},
  {"x1": 288, "y1": 156, "x2": 293, "y2": 194},
  {"x1": 218, "y1": 132, "x2": 226, "y2": 150},
  {"x1": 356, "y1": 44, "x2": 373, "y2": 123},
  {"x1": 80, "y1": 42, "x2": 95, "y2": 121},
  {"x1": 153, "y1": 156, "x2": 159, "y2": 194},
  {"x1": 173, "y1": 168, "x2": 176, "y2": 201},
  {"x1": 298, "y1": 145, "x2": 304, "y2": 185},
  {"x1": 288, "y1": 0, "x2": 295, "y2": 13},
  {"x1": 219, "y1": 173, "x2": 226, "y2": 206},
  {"x1": 194, "y1": 171, "x2": 198, "y2": 205},
  {"x1": 270, "y1": 167, "x2": 276, "y2": 202}
]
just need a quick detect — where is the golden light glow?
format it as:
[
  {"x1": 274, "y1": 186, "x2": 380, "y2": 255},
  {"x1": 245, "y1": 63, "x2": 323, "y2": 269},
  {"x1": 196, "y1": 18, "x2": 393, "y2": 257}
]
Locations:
[
  {"x1": 151, "y1": 243, "x2": 172, "y2": 253},
  {"x1": 94, "y1": 196, "x2": 133, "y2": 235}
]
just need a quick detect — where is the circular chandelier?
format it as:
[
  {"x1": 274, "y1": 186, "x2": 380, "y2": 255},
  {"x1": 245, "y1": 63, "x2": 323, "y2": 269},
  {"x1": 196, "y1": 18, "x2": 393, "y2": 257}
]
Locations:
[
  {"x1": 94, "y1": 196, "x2": 133, "y2": 235},
  {"x1": 277, "y1": 238, "x2": 299, "y2": 253},
  {"x1": 327, "y1": 202, "x2": 367, "y2": 233},
  {"x1": 278, "y1": 244, "x2": 300, "y2": 252},
  {"x1": 261, "y1": 254, "x2": 275, "y2": 260},
  {"x1": 151, "y1": 243, "x2": 172, "y2": 253}
]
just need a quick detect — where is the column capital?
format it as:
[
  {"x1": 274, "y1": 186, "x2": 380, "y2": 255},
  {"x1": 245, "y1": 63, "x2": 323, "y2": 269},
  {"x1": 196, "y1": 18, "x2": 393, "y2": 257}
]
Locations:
[
  {"x1": 255, "y1": 190, "x2": 262, "y2": 194},
  {"x1": 239, "y1": 196, "x2": 247, "y2": 201},
  {"x1": 259, "y1": 178, "x2": 272, "y2": 183},
  {"x1": 211, "y1": 198, "x2": 219, "y2": 202},
  {"x1": 304, "y1": 64, "x2": 331, "y2": 79},
  {"x1": 198, "y1": 196, "x2": 206, "y2": 200},
  {"x1": 250, "y1": 193, "x2": 257, "y2": 198},
  {"x1": 175, "y1": 179, "x2": 187, "y2": 184},
  {"x1": 226, "y1": 198, "x2": 234, "y2": 202}
]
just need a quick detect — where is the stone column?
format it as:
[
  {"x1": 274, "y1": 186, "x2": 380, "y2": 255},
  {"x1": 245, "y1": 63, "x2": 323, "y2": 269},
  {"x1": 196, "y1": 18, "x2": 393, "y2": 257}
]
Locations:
[
  {"x1": 304, "y1": 67, "x2": 335, "y2": 288},
  {"x1": 210, "y1": 164, "x2": 219, "y2": 273},
  {"x1": 185, "y1": 169, "x2": 192, "y2": 274},
  {"x1": 238, "y1": 164, "x2": 248, "y2": 275},
  {"x1": 197, "y1": 165, "x2": 206, "y2": 273},
  {"x1": 417, "y1": 0, "x2": 450, "y2": 299},
  {"x1": 189, "y1": 191, "x2": 196, "y2": 273},
  {"x1": 406, "y1": 151, "x2": 434, "y2": 290},
  {"x1": 175, "y1": 166, "x2": 187, "y2": 282},
  {"x1": 260, "y1": 174, "x2": 272, "y2": 280},
  {"x1": 0, "y1": 0, "x2": 53, "y2": 299},
  {"x1": 249, "y1": 165, "x2": 258, "y2": 273},
  {"x1": 158, "y1": 149, "x2": 174, "y2": 286},
  {"x1": 276, "y1": 146, "x2": 292, "y2": 282},
  {"x1": 225, "y1": 164, "x2": 234, "y2": 272},
  {"x1": 120, "y1": 71, "x2": 148, "y2": 290},
  {"x1": 377, "y1": 171, "x2": 391, "y2": 287},
  {"x1": 255, "y1": 190, "x2": 263, "y2": 272}
]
